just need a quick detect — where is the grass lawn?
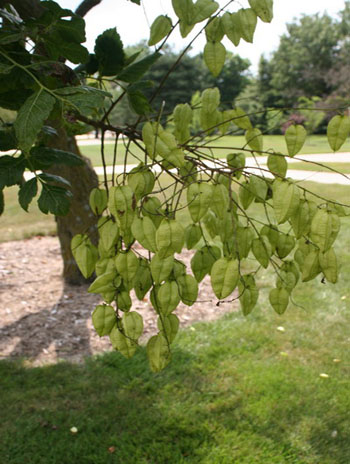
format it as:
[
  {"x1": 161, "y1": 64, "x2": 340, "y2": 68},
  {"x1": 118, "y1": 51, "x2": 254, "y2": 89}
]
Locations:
[
  {"x1": 0, "y1": 184, "x2": 56, "y2": 242},
  {"x1": 1, "y1": 200, "x2": 350, "y2": 463},
  {"x1": 288, "y1": 162, "x2": 350, "y2": 174},
  {"x1": 79, "y1": 135, "x2": 350, "y2": 167}
]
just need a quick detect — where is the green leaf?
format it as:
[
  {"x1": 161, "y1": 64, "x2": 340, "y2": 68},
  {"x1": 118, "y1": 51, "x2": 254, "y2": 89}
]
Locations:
[
  {"x1": 0, "y1": 127, "x2": 17, "y2": 151},
  {"x1": 94, "y1": 28, "x2": 125, "y2": 76},
  {"x1": 327, "y1": 115, "x2": 350, "y2": 152},
  {"x1": 46, "y1": 39, "x2": 89, "y2": 64},
  {"x1": 55, "y1": 86, "x2": 109, "y2": 116},
  {"x1": 269, "y1": 288, "x2": 289, "y2": 315},
  {"x1": 203, "y1": 41, "x2": 226, "y2": 77},
  {"x1": 148, "y1": 16, "x2": 172, "y2": 46},
  {"x1": 118, "y1": 52, "x2": 161, "y2": 83},
  {"x1": 18, "y1": 178, "x2": 38, "y2": 212},
  {"x1": 248, "y1": 0, "x2": 273, "y2": 23},
  {"x1": 127, "y1": 89, "x2": 152, "y2": 115},
  {"x1": 29, "y1": 146, "x2": 84, "y2": 169},
  {"x1": 92, "y1": 304, "x2": 116, "y2": 336},
  {"x1": 238, "y1": 8, "x2": 257, "y2": 43},
  {"x1": 0, "y1": 155, "x2": 25, "y2": 189},
  {"x1": 15, "y1": 90, "x2": 56, "y2": 153},
  {"x1": 38, "y1": 183, "x2": 72, "y2": 216},
  {"x1": 38, "y1": 172, "x2": 71, "y2": 187},
  {"x1": 147, "y1": 334, "x2": 171, "y2": 372},
  {"x1": 211, "y1": 258, "x2": 239, "y2": 299},
  {"x1": 285, "y1": 125, "x2": 307, "y2": 157}
]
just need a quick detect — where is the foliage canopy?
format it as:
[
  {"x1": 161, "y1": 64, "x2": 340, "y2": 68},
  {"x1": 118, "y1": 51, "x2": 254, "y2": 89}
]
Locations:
[{"x1": 0, "y1": 0, "x2": 349, "y2": 371}]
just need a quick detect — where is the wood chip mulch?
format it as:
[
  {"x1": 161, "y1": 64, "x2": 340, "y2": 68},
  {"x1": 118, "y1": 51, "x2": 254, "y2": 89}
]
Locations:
[{"x1": 0, "y1": 236, "x2": 237, "y2": 366}]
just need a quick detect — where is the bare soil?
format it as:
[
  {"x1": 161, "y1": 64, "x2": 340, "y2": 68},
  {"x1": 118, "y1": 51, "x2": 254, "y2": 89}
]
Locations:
[{"x1": 0, "y1": 236, "x2": 236, "y2": 366}]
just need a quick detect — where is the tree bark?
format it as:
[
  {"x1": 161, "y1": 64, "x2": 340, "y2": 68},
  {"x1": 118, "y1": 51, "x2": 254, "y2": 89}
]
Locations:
[
  {"x1": 1, "y1": 0, "x2": 102, "y2": 285},
  {"x1": 46, "y1": 127, "x2": 99, "y2": 285}
]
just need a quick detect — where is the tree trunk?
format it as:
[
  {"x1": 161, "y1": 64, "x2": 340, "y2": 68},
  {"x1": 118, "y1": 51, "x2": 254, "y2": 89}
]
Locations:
[
  {"x1": 2, "y1": 0, "x2": 101, "y2": 285},
  {"x1": 47, "y1": 127, "x2": 99, "y2": 285}
]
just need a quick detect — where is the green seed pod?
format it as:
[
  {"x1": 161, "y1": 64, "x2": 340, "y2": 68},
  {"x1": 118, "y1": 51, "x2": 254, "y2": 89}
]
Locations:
[
  {"x1": 211, "y1": 258, "x2": 239, "y2": 299},
  {"x1": 148, "y1": 15, "x2": 172, "y2": 46},
  {"x1": 157, "y1": 314, "x2": 179, "y2": 343},
  {"x1": 269, "y1": 287, "x2": 289, "y2": 315},
  {"x1": 92, "y1": 304, "x2": 116, "y2": 336},
  {"x1": 157, "y1": 281, "x2": 181, "y2": 315},
  {"x1": 89, "y1": 188, "x2": 108, "y2": 215},
  {"x1": 156, "y1": 218, "x2": 185, "y2": 258}
]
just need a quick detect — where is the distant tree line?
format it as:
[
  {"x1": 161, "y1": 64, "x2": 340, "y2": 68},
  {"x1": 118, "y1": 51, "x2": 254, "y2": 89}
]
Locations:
[{"x1": 106, "y1": 2, "x2": 350, "y2": 135}]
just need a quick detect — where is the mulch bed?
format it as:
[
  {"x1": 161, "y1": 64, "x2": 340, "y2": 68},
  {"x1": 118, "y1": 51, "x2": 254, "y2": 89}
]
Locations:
[{"x1": 0, "y1": 236, "x2": 236, "y2": 366}]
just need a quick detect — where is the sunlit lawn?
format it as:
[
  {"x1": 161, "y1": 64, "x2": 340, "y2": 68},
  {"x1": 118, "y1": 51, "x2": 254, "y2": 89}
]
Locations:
[{"x1": 79, "y1": 134, "x2": 350, "y2": 167}]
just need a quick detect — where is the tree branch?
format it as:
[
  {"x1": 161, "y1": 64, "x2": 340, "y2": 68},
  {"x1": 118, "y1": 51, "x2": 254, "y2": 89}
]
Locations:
[
  {"x1": 75, "y1": 0, "x2": 103, "y2": 18},
  {"x1": 0, "y1": 0, "x2": 43, "y2": 20}
]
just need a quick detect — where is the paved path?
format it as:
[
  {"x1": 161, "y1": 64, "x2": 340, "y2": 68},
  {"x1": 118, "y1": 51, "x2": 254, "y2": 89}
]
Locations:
[{"x1": 93, "y1": 164, "x2": 350, "y2": 186}]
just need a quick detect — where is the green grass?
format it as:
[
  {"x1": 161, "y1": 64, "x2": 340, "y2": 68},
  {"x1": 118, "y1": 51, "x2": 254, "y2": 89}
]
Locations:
[
  {"x1": 1, "y1": 181, "x2": 350, "y2": 463},
  {"x1": 1, "y1": 213, "x2": 350, "y2": 464},
  {"x1": 288, "y1": 162, "x2": 350, "y2": 174},
  {"x1": 79, "y1": 135, "x2": 350, "y2": 167},
  {"x1": 1, "y1": 184, "x2": 56, "y2": 242}
]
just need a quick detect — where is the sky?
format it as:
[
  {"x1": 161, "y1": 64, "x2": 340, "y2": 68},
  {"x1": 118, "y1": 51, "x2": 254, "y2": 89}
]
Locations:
[{"x1": 59, "y1": 0, "x2": 346, "y2": 72}]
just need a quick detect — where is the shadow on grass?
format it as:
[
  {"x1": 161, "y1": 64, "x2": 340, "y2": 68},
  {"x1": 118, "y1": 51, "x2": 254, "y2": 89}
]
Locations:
[{"x1": 1, "y1": 323, "x2": 350, "y2": 464}]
